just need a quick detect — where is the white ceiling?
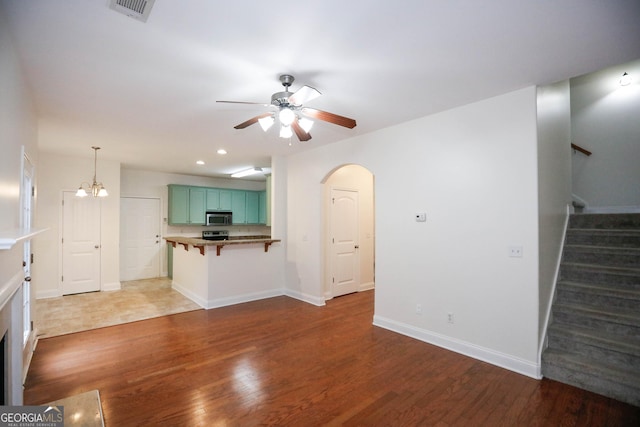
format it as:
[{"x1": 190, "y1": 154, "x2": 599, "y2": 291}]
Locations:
[{"x1": 3, "y1": 0, "x2": 640, "y2": 181}]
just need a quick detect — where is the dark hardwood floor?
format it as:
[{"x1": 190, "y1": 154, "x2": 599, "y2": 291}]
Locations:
[{"x1": 25, "y1": 291, "x2": 639, "y2": 426}]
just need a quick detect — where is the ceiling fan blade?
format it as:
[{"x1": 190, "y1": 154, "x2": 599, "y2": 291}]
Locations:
[
  {"x1": 233, "y1": 113, "x2": 273, "y2": 129},
  {"x1": 301, "y1": 108, "x2": 357, "y2": 129},
  {"x1": 291, "y1": 119, "x2": 312, "y2": 142},
  {"x1": 288, "y1": 85, "x2": 322, "y2": 106},
  {"x1": 217, "y1": 100, "x2": 271, "y2": 106}
]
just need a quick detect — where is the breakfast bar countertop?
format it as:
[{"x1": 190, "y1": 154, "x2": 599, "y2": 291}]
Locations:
[{"x1": 164, "y1": 235, "x2": 281, "y2": 256}]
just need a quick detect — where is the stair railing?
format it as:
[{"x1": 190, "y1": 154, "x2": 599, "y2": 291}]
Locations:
[{"x1": 571, "y1": 143, "x2": 592, "y2": 156}]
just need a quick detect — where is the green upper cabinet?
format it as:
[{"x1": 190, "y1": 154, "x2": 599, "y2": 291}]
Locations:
[
  {"x1": 245, "y1": 191, "x2": 260, "y2": 224},
  {"x1": 169, "y1": 185, "x2": 267, "y2": 226},
  {"x1": 188, "y1": 187, "x2": 206, "y2": 224},
  {"x1": 168, "y1": 185, "x2": 189, "y2": 224},
  {"x1": 206, "y1": 188, "x2": 232, "y2": 211},
  {"x1": 168, "y1": 185, "x2": 205, "y2": 225},
  {"x1": 259, "y1": 191, "x2": 267, "y2": 225},
  {"x1": 231, "y1": 190, "x2": 247, "y2": 224}
]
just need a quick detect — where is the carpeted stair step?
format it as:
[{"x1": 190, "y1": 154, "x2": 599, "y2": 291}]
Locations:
[
  {"x1": 552, "y1": 303, "x2": 640, "y2": 337},
  {"x1": 565, "y1": 228, "x2": 640, "y2": 248},
  {"x1": 569, "y1": 213, "x2": 640, "y2": 230},
  {"x1": 556, "y1": 281, "x2": 640, "y2": 311},
  {"x1": 546, "y1": 324, "x2": 640, "y2": 370},
  {"x1": 560, "y1": 263, "x2": 640, "y2": 290},
  {"x1": 542, "y1": 348, "x2": 640, "y2": 407},
  {"x1": 562, "y1": 245, "x2": 640, "y2": 269}
]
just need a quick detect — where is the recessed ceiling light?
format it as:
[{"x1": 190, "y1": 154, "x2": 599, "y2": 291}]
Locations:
[
  {"x1": 217, "y1": 149, "x2": 227, "y2": 155},
  {"x1": 196, "y1": 160, "x2": 205, "y2": 165}
]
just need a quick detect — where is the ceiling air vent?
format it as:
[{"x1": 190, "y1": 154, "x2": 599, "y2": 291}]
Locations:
[{"x1": 109, "y1": 0, "x2": 156, "y2": 23}]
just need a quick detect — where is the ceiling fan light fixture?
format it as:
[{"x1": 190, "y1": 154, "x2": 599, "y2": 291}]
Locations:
[
  {"x1": 298, "y1": 117, "x2": 314, "y2": 133},
  {"x1": 279, "y1": 125, "x2": 293, "y2": 139},
  {"x1": 258, "y1": 115, "x2": 275, "y2": 131},
  {"x1": 279, "y1": 108, "x2": 295, "y2": 126}
]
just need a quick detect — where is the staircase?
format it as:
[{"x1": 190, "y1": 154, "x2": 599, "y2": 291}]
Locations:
[{"x1": 542, "y1": 213, "x2": 640, "y2": 407}]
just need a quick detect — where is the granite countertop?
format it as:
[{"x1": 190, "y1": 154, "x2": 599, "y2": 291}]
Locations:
[
  {"x1": 164, "y1": 235, "x2": 280, "y2": 256},
  {"x1": 165, "y1": 235, "x2": 277, "y2": 245}
]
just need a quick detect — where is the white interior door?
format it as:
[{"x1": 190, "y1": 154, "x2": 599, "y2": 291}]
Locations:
[
  {"x1": 62, "y1": 192, "x2": 101, "y2": 295},
  {"x1": 330, "y1": 188, "x2": 360, "y2": 297},
  {"x1": 120, "y1": 197, "x2": 161, "y2": 281}
]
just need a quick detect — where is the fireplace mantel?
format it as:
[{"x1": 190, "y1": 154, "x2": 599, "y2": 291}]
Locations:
[{"x1": 0, "y1": 228, "x2": 47, "y2": 250}]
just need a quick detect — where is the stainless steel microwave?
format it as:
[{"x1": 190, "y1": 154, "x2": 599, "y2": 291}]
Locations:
[{"x1": 205, "y1": 211, "x2": 232, "y2": 226}]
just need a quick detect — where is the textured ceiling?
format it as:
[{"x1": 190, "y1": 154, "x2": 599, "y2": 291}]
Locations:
[{"x1": 3, "y1": 0, "x2": 640, "y2": 180}]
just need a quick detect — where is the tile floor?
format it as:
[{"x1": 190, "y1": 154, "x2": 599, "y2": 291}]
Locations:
[{"x1": 35, "y1": 277, "x2": 201, "y2": 338}]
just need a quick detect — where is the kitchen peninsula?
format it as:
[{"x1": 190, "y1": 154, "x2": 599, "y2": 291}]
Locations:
[{"x1": 165, "y1": 235, "x2": 283, "y2": 309}]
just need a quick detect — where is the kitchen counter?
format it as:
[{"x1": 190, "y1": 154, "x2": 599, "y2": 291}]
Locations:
[
  {"x1": 165, "y1": 235, "x2": 283, "y2": 309},
  {"x1": 165, "y1": 235, "x2": 281, "y2": 256}
]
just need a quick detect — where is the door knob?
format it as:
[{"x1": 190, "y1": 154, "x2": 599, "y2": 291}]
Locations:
[
  {"x1": 354, "y1": 245, "x2": 360, "y2": 249},
  {"x1": 95, "y1": 245, "x2": 100, "y2": 249},
  {"x1": 24, "y1": 276, "x2": 31, "y2": 282}
]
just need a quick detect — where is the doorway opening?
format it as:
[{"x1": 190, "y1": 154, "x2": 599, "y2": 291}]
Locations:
[{"x1": 323, "y1": 164, "x2": 375, "y2": 300}]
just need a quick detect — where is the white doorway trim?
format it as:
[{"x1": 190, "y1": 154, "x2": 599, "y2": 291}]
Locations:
[{"x1": 322, "y1": 164, "x2": 376, "y2": 301}]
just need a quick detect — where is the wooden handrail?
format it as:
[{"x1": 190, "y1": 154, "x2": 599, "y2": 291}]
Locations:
[{"x1": 571, "y1": 143, "x2": 592, "y2": 156}]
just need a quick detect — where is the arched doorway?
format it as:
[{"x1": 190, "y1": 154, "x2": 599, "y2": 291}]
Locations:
[{"x1": 322, "y1": 164, "x2": 375, "y2": 299}]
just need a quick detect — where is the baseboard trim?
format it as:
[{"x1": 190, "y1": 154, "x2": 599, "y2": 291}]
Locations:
[
  {"x1": 35, "y1": 289, "x2": 61, "y2": 299},
  {"x1": 373, "y1": 315, "x2": 541, "y2": 379},
  {"x1": 206, "y1": 289, "x2": 285, "y2": 309},
  {"x1": 284, "y1": 289, "x2": 326, "y2": 306},
  {"x1": 359, "y1": 281, "x2": 375, "y2": 292},
  {"x1": 102, "y1": 281, "x2": 121, "y2": 292},
  {"x1": 171, "y1": 281, "x2": 208, "y2": 308}
]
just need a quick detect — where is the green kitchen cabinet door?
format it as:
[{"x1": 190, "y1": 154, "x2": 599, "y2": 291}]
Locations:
[
  {"x1": 206, "y1": 189, "x2": 221, "y2": 210},
  {"x1": 259, "y1": 191, "x2": 267, "y2": 225},
  {"x1": 188, "y1": 187, "x2": 206, "y2": 225},
  {"x1": 231, "y1": 190, "x2": 247, "y2": 224},
  {"x1": 245, "y1": 191, "x2": 260, "y2": 224},
  {"x1": 168, "y1": 185, "x2": 189, "y2": 225},
  {"x1": 219, "y1": 190, "x2": 233, "y2": 210}
]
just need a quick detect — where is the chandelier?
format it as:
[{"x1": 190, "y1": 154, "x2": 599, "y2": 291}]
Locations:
[{"x1": 76, "y1": 146, "x2": 108, "y2": 198}]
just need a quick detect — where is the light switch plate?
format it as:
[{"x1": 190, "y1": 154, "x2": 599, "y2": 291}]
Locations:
[{"x1": 415, "y1": 213, "x2": 426, "y2": 222}]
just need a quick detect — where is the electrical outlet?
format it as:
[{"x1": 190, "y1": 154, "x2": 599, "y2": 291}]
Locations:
[
  {"x1": 447, "y1": 312, "x2": 454, "y2": 324},
  {"x1": 416, "y1": 304, "x2": 423, "y2": 315},
  {"x1": 508, "y1": 246, "x2": 523, "y2": 258}
]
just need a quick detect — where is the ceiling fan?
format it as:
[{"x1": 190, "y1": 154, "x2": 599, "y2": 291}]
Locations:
[{"x1": 217, "y1": 74, "x2": 357, "y2": 142}]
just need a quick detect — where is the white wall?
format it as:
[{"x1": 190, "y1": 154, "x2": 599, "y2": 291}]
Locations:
[
  {"x1": 0, "y1": 5, "x2": 38, "y2": 404},
  {"x1": 536, "y1": 80, "x2": 572, "y2": 356},
  {"x1": 286, "y1": 87, "x2": 542, "y2": 377},
  {"x1": 571, "y1": 59, "x2": 640, "y2": 211},
  {"x1": 34, "y1": 152, "x2": 121, "y2": 298}
]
